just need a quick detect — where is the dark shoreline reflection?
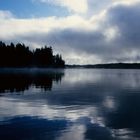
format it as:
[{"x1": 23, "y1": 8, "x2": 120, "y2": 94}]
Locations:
[{"x1": 0, "y1": 68, "x2": 64, "y2": 93}]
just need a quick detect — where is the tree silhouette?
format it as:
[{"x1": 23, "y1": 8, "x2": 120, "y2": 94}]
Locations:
[{"x1": 0, "y1": 41, "x2": 65, "y2": 68}]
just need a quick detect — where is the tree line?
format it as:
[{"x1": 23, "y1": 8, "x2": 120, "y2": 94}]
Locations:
[{"x1": 0, "y1": 41, "x2": 65, "y2": 68}]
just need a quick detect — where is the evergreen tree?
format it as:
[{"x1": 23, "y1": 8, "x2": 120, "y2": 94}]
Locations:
[{"x1": 0, "y1": 41, "x2": 65, "y2": 68}]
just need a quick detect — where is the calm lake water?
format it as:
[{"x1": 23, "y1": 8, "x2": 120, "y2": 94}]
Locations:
[{"x1": 0, "y1": 68, "x2": 140, "y2": 140}]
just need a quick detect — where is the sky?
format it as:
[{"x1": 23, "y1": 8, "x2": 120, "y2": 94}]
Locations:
[{"x1": 0, "y1": 0, "x2": 140, "y2": 64}]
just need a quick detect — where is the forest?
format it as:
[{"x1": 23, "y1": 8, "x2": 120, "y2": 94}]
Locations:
[{"x1": 0, "y1": 41, "x2": 65, "y2": 68}]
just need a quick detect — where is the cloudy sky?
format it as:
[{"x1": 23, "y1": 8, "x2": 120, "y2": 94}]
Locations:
[{"x1": 0, "y1": 0, "x2": 140, "y2": 64}]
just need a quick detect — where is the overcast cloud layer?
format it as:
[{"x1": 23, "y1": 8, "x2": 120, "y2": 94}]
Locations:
[{"x1": 0, "y1": 0, "x2": 140, "y2": 64}]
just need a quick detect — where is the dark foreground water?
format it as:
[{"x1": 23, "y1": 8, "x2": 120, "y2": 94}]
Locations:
[{"x1": 0, "y1": 68, "x2": 140, "y2": 140}]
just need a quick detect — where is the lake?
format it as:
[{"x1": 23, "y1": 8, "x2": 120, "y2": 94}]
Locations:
[{"x1": 0, "y1": 68, "x2": 140, "y2": 140}]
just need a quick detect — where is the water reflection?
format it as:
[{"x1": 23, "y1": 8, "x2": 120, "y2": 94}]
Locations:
[
  {"x1": 85, "y1": 122, "x2": 112, "y2": 140},
  {"x1": 1, "y1": 69, "x2": 140, "y2": 140},
  {"x1": 0, "y1": 116, "x2": 69, "y2": 140},
  {"x1": 0, "y1": 68, "x2": 64, "y2": 93}
]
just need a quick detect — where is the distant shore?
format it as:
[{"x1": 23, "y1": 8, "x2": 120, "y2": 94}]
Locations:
[{"x1": 66, "y1": 63, "x2": 140, "y2": 69}]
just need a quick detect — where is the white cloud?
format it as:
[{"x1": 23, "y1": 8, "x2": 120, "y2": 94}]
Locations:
[
  {"x1": 104, "y1": 26, "x2": 120, "y2": 42},
  {"x1": 0, "y1": 15, "x2": 94, "y2": 40},
  {"x1": 0, "y1": 10, "x2": 14, "y2": 19},
  {"x1": 36, "y1": 0, "x2": 88, "y2": 14}
]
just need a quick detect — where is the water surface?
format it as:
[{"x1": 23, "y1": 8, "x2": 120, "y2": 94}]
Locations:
[{"x1": 0, "y1": 68, "x2": 140, "y2": 140}]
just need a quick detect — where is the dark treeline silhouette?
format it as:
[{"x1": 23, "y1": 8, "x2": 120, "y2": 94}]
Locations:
[
  {"x1": 66, "y1": 63, "x2": 140, "y2": 69},
  {"x1": 85, "y1": 63, "x2": 140, "y2": 69},
  {"x1": 0, "y1": 41, "x2": 65, "y2": 68},
  {"x1": 0, "y1": 70, "x2": 64, "y2": 93}
]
